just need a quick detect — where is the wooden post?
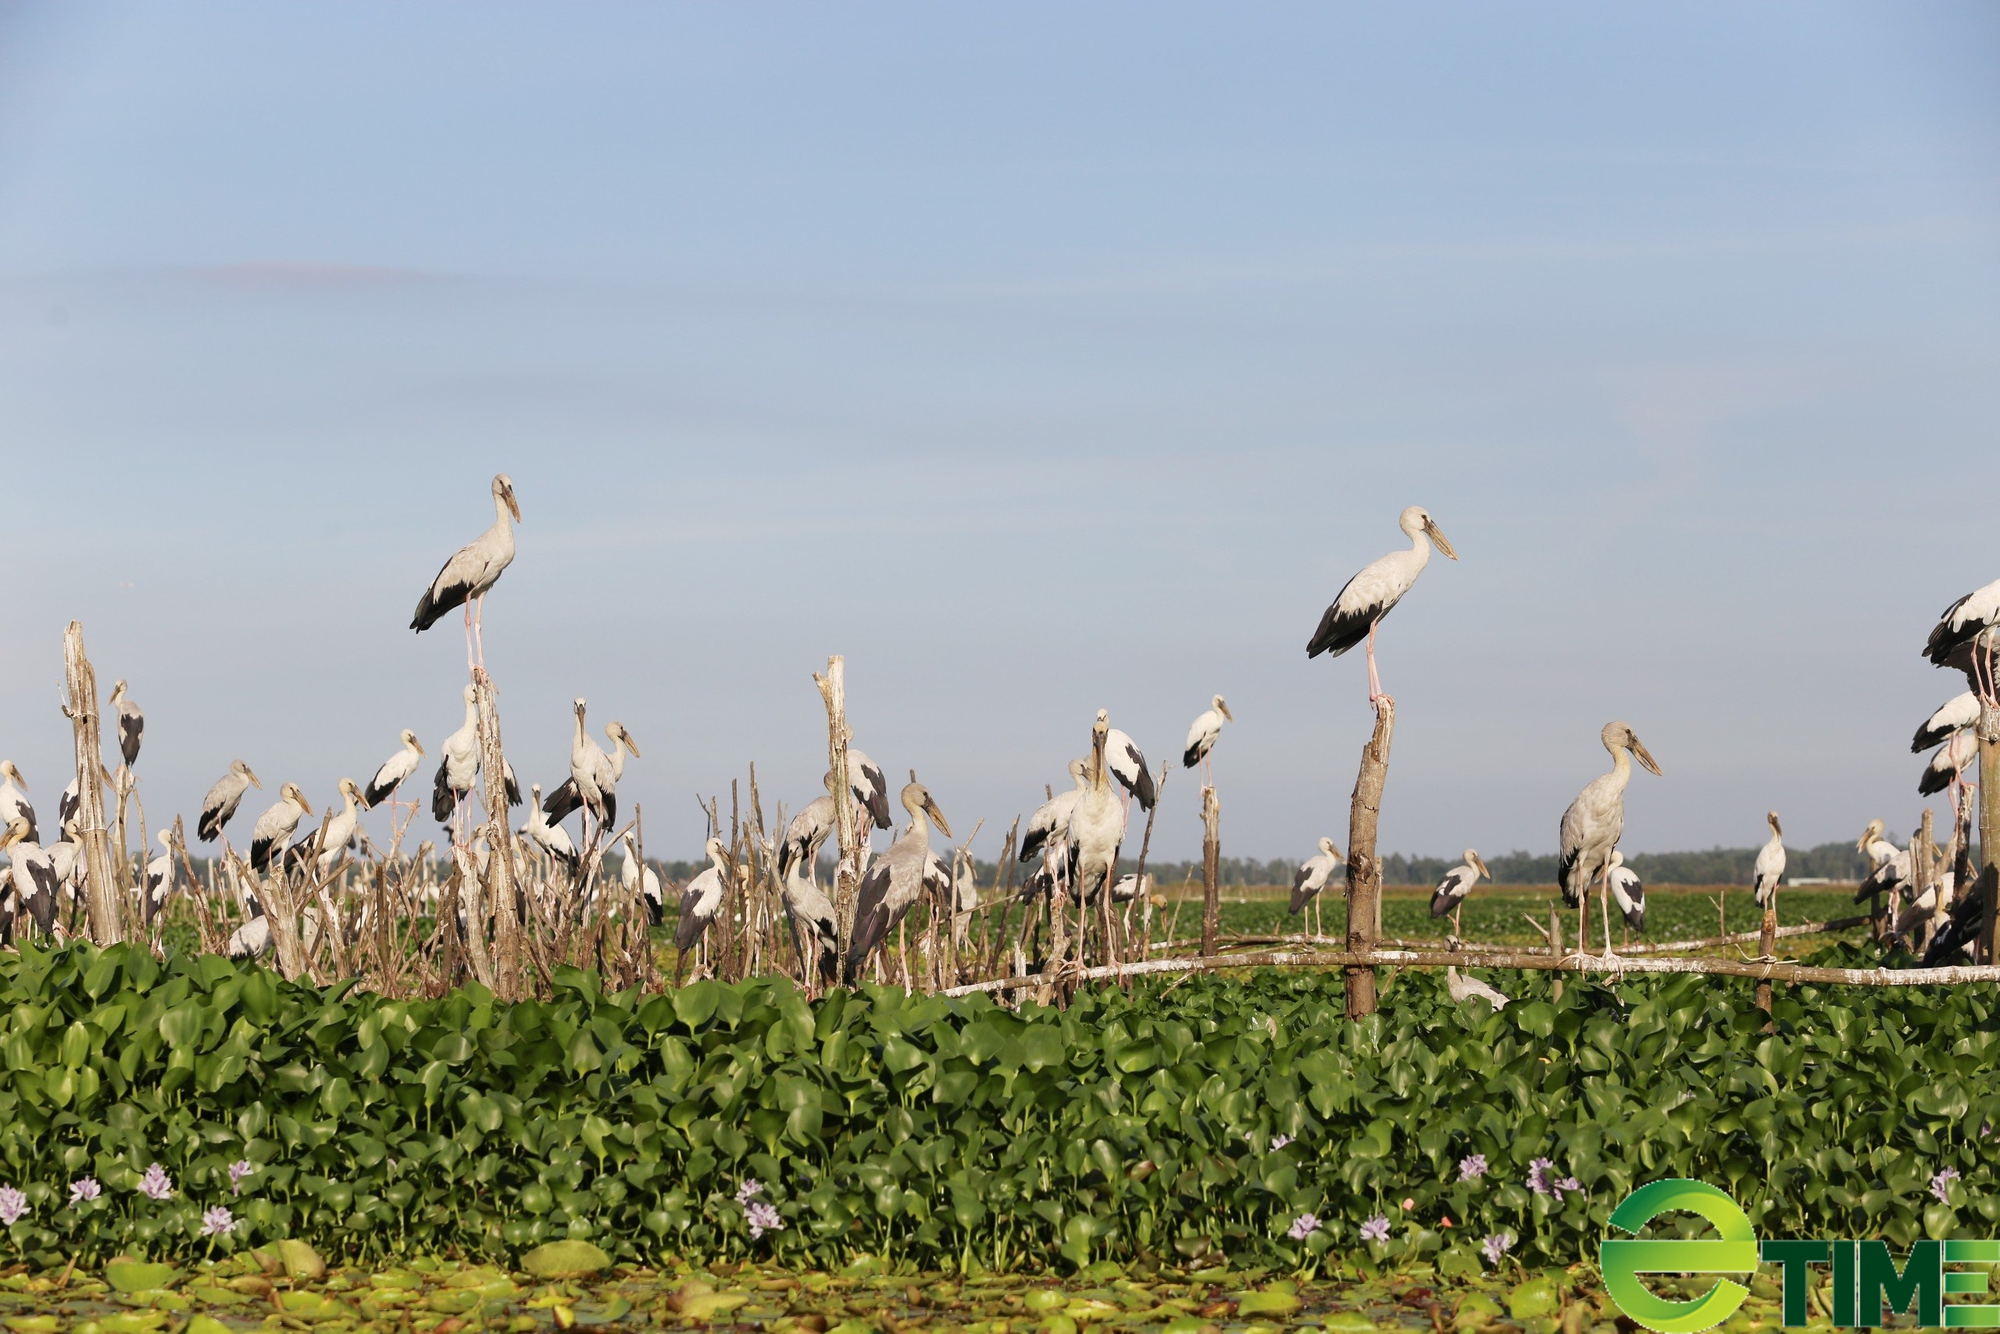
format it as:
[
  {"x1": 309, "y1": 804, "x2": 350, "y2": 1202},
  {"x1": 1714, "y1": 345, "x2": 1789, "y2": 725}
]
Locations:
[
  {"x1": 62, "y1": 623, "x2": 124, "y2": 944},
  {"x1": 473, "y1": 668, "x2": 520, "y2": 999},
  {"x1": 1133, "y1": 763, "x2": 1168, "y2": 961},
  {"x1": 1978, "y1": 694, "x2": 1999, "y2": 964},
  {"x1": 1199, "y1": 785, "x2": 1221, "y2": 957},
  {"x1": 1911, "y1": 809, "x2": 1937, "y2": 960},
  {"x1": 1548, "y1": 903, "x2": 1563, "y2": 1003},
  {"x1": 813, "y1": 657, "x2": 866, "y2": 966},
  {"x1": 1344, "y1": 700, "x2": 1395, "y2": 1019}
]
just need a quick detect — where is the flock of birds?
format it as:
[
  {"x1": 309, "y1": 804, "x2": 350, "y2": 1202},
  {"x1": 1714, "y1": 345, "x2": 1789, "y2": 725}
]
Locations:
[{"x1": 1, "y1": 477, "x2": 1993, "y2": 995}]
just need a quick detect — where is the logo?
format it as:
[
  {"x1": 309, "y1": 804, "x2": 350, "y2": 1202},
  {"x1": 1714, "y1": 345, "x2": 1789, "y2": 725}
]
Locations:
[{"x1": 1601, "y1": 1180, "x2": 2000, "y2": 1333}]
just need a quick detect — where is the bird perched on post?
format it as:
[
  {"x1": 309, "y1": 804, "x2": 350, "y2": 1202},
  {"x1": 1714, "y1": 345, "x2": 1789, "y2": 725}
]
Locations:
[
  {"x1": 843, "y1": 751, "x2": 893, "y2": 831},
  {"x1": 364, "y1": 730, "x2": 426, "y2": 809},
  {"x1": 520, "y1": 784, "x2": 578, "y2": 870},
  {"x1": 0, "y1": 762, "x2": 35, "y2": 845},
  {"x1": 1290, "y1": 837, "x2": 1344, "y2": 937},
  {"x1": 1182, "y1": 695, "x2": 1233, "y2": 787},
  {"x1": 1307, "y1": 506, "x2": 1457, "y2": 710},
  {"x1": 411, "y1": 473, "x2": 520, "y2": 670},
  {"x1": 198, "y1": 760, "x2": 261, "y2": 843},
  {"x1": 433, "y1": 685, "x2": 521, "y2": 826},
  {"x1": 1924, "y1": 576, "x2": 2000, "y2": 695},
  {"x1": 1428, "y1": 848, "x2": 1490, "y2": 941},
  {"x1": 543, "y1": 702, "x2": 640, "y2": 830},
  {"x1": 1914, "y1": 692, "x2": 1980, "y2": 752},
  {"x1": 1919, "y1": 730, "x2": 1977, "y2": 798},
  {"x1": 1557, "y1": 721, "x2": 1662, "y2": 959},
  {"x1": 1752, "y1": 812, "x2": 1785, "y2": 910},
  {"x1": 108, "y1": 680, "x2": 144, "y2": 767},
  {"x1": 248, "y1": 783, "x2": 313, "y2": 873},
  {"x1": 143, "y1": 829, "x2": 177, "y2": 923},
  {"x1": 845, "y1": 781, "x2": 953, "y2": 984},
  {"x1": 778, "y1": 782, "x2": 837, "y2": 884},
  {"x1": 674, "y1": 837, "x2": 733, "y2": 982}
]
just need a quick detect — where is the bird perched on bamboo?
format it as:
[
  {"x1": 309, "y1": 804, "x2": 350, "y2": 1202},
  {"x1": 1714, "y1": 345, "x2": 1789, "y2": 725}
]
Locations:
[
  {"x1": 1067, "y1": 713, "x2": 1126, "y2": 927},
  {"x1": 364, "y1": 731, "x2": 426, "y2": 809},
  {"x1": 1428, "y1": 848, "x2": 1490, "y2": 942},
  {"x1": 1752, "y1": 811, "x2": 1785, "y2": 911},
  {"x1": 618, "y1": 832, "x2": 662, "y2": 923},
  {"x1": 1290, "y1": 837, "x2": 1344, "y2": 936},
  {"x1": 0, "y1": 816, "x2": 58, "y2": 941},
  {"x1": 1019, "y1": 760, "x2": 1088, "y2": 865},
  {"x1": 1182, "y1": 695, "x2": 1233, "y2": 787},
  {"x1": 1307, "y1": 506, "x2": 1458, "y2": 710},
  {"x1": 843, "y1": 751, "x2": 893, "y2": 831},
  {"x1": 412, "y1": 472, "x2": 520, "y2": 669},
  {"x1": 1924, "y1": 576, "x2": 2000, "y2": 696},
  {"x1": 305, "y1": 778, "x2": 365, "y2": 876},
  {"x1": 198, "y1": 760, "x2": 261, "y2": 843},
  {"x1": 1104, "y1": 726, "x2": 1155, "y2": 812},
  {"x1": 521, "y1": 783, "x2": 578, "y2": 869},
  {"x1": 1919, "y1": 729, "x2": 1977, "y2": 798},
  {"x1": 1606, "y1": 850, "x2": 1645, "y2": 934},
  {"x1": 248, "y1": 783, "x2": 313, "y2": 873},
  {"x1": 1556, "y1": 721, "x2": 1661, "y2": 959},
  {"x1": 543, "y1": 701, "x2": 640, "y2": 830},
  {"x1": 108, "y1": 679, "x2": 144, "y2": 767},
  {"x1": 143, "y1": 829, "x2": 176, "y2": 924},
  {"x1": 778, "y1": 781, "x2": 837, "y2": 884},
  {"x1": 674, "y1": 837, "x2": 733, "y2": 982},
  {"x1": 1914, "y1": 692, "x2": 1980, "y2": 752},
  {"x1": 845, "y1": 781, "x2": 953, "y2": 985},
  {"x1": 0, "y1": 762, "x2": 35, "y2": 845},
  {"x1": 433, "y1": 685, "x2": 521, "y2": 826},
  {"x1": 781, "y1": 852, "x2": 841, "y2": 985}
]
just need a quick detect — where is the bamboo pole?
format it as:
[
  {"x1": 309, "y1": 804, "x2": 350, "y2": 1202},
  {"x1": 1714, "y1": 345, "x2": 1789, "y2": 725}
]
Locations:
[
  {"x1": 1175, "y1": 916, "x2": 1872, "y2": 958},
  {"x1": 1344, "y1": 700, "x2": 1395, "y2": 1018},
  {"x1": 813, "y1": 658, "x2": 865, "y2": 964},
  {"x1": 1980, "y1": 693, "x2": 1999, "y2": 964},
  {"x1": 62, "y1": 623, "x2": 123, "y2": 944},
  {"x1": 473, "y1": 668, "x2": 521, "y2": 999},
  {"x1": 1199, "y1": 784, "x2": 1221, "y2": 957}
]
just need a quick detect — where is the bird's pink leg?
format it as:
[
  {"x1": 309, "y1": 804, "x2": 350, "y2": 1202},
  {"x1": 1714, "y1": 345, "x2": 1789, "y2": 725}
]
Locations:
[
  {"x1": 462, "y1": 602, "x2": 475, "y2": 674},
  {"x1": 473, "y1": 596, "x2": 486, "y2": 668},
  {"x1": 1366, "y1": 620, "x2": 1393, "y2": 711}
]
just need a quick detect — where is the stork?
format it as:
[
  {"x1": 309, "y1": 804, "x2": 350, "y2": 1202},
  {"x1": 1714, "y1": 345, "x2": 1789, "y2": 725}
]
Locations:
[
  {"x1": 312, "y1": 778, "x2": 365, "y2": 875},
  {"x1": 1307, "y1": 506, "x2": 1458, "y2": 710},
  {"x1": 1067, "y1": 713, "x2": 1126, "y2": 950},
  {"x1": 411, "y1": 472, "x2": 520, "y2": 670},
  {"x1": 1445, "y1": 966, "x2": 1509, "y2": 1011},
  {"x1": 1019, "y1": 760, "x2": 1088, "y2": 864},
  {"x1": 1104, "y1": 727, "x2": 1155, "y2": 813},
  {"x1": 778, "y1": 787, "x2": 836, "y2": 884},
  {"x1": 198, "y1": 760, "x2": 261, "y2": 843},
  {"x1": 781, "y1": 853, "x2": 841, "y2": 985},
  {"x1": 364, "y1": 730, "x2": 426, "y2": 810},
  {"x1": 521, "y1": 783, "x2": 578, "y2": 870},
  {"x1": 1181, "y1": 695, "x2": 1233, "y2": 788},
  {"x1": 845, "y1": 781, "x2": 952, "y2": 985},
  {"x1": 432, "y1": 685, "x2": 521, "y2": 829},
  {"x1": 1606, "y1": 850, "x2": 1645, "y2": 935},
  {"x1": 1914, "y1": 692, "x2": 1980, "y2": 752},
  {"x1": 1752, "y1": 812, "x2": 1785, "y2": 911},
  {"x1": 618, "y1": 832, "x2": 662, "y2": 923},
  {"x1": 248, "y1": 783, "x2": 314, "y2": 873},
  {"x1": 143, "y1": 829, "x2": 176, "y2": 924},
  {"x1": 1428, "y1": 848, "x2": 1490, "y2": 942},
  {"x1": 843, "y1": 750, "x2": 893, "y2": 831},
  {"x1": 1919, "y1": 729, "x2": 1977, "y2": 798},
  {"x1": 674, "y1": 837, "x2": 733, "y2": 982},
  {"x1": 542, "y1": 701, "x2": 639, "y2": 830},
  {"x1": 1291, "y1": 836, "x2": 1343, "y2": 937},
  {"x1": 1556, "y1": 721, "x2": 1661, "y2": 959},
  {"x1": 108, "y1": 679, "x2": 144, "y2": 767},
  {"x1": 1925, "y1": 576, "x2": 2000, "y2": 699},
  {"x1": 0, "y1": 816, "x2": 58, "y2": 941},
  {"x1": 0, "y1": 762, "x2": 35, "y2": 844}
]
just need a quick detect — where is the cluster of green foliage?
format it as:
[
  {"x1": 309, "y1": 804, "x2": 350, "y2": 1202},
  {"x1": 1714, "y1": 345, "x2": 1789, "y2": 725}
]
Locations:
[{"x1": 0, "y1": 943, "x2": 1993, "y2": 1277}]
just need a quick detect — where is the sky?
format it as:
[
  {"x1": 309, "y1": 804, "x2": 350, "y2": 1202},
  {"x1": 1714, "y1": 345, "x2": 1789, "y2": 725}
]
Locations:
[{"x1": 0, "y1": 3, "x2": 1997, "y2": 865}]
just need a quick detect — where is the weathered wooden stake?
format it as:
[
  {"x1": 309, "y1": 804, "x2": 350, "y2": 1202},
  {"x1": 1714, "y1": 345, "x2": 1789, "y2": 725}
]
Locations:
[
  {"x1": 1979, "y1": 693, "x2": 2000, "y2": 964},
  {"x1": 1549, "y1": 903, "x2": 1563, "y2": 1003},
  {"x1": 1199, "y1": 785, "x2": 1221, "y2": 957},
  {"x1": 1344, "y1": 700, "x2": 1395, "y2": 1019},
  {"x1": 813, "y1": 657, "x2": 867, "y2": 965},
  {"x1": 62, "y1": 623, "x2": 124, "y2": 944},
  {"x1": 472, "y1": 668, "x2": 521, "y2": 999}
]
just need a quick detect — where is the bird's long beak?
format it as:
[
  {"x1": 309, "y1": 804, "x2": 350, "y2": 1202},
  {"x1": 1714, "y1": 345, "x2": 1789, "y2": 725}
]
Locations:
[
  {"x1": 1425, "y1": 518, "x2": 1458, "y2": 560},
  {"x1": 1630, "y1": 740, "x2": 1662, "y2": 777},
  {"x1": 297, "y1": 796, "x2": 315, "y2": 816},
  {"x1": 0, "y1": 824, "x2": 20, "y2": 851},
  {"x1": 248, "y1": 770, "x2": 263, "y2": 789},
  {"x1": 621, "y1": 733, "x2": 642, "y2": 759},
  {"x1": 1219, "y1": 701, "x2": 1235, "y2": 722},
  {"x1": 504, "y1": 488, "x2": 521, "y2": 523},
  {"x1": 412, "y1": 739, "x2": 426, "y2": 757},
  {"x1": 925, "y1": 796, "x2": 952, "y2": 841},
  {"x1": 1770, "y1": 814, "x2": 1783, "y2": 838},
  {"x1": 1473, "y1": 854, "x2": 1490, "y2": 880}
]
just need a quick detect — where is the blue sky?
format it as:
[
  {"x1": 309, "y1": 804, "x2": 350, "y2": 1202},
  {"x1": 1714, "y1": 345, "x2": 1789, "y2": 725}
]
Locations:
[{"x1": 1, "y1": 4, "x2": 1996, "y2": 864}]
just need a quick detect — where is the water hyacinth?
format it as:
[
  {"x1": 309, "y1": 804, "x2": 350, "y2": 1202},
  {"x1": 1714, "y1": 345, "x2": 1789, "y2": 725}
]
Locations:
[
  {"x1": 1287, "y1": 1212, "x2": 1321, "y2": 1241},
  {"x1": 1526, "y1": 1157, "x2": 1556, "y2": 1195},
  {"x1": 1483, "y1": 1232, "x2": 1514, "y2": 1265},
  {"x1": 1359, "y1": 1213, "x2": 1391, "y2": 1242},
  {"x1": 228, "y1": 1161, "x2": 255, "y2": 1195},
  {"x1": 1270, "y1": 1134, "x2": 1293, "y2": 1150},
  {"x1": 1458, "y1": 1154, "x2": 1488, "y2": 1182},
  {"x1": 201, "y1": 1206, "x2": 236, "y2": 1237},
  {"x1": 1932, "y1": 1168, "x2": 1961, "y2": 1203},
  {"x1": 745, "y1": 1200, "x2": 786, "y2": 1239},
  {"x1": 0, "y1": 1186, "x2": 26, "y2": 1227},
  {"x1": 137, "y1": 1164, "x2": 174, "y2": 1201},
  {"x1": 68, "y1": 1178, "x2": 101, "y2": 1206}
]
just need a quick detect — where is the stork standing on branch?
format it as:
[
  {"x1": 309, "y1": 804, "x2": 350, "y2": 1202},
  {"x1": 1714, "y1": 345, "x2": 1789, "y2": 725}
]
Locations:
[
  {"x1": 1556, "y1": 721, "x2": 1662, "y2": 960},
  {"x1": 543, "y1": 700, "x2": 640, "y2": 831},
  {"x1": 411, "y1": 473, "x2": 520, "y2": 671},
  {"x1": 1, "y1": 816, "x2": 58, "y2": 941},
  {"x1": 675, "y1": 836, "x2": 733, "y2": 983},
  {"x1": 1925, "y1": 576, "x2": 2000, "y2": 699},
  {"x1": 1068, "y1": 712, "x2": 1126, "y2": 959},
  {"x1": 248, "y1": 783, "x2": 313, "y2": 873},
  {"x1": 1019, "y1": 760, "x2": 1087, "y2": 865},
  {"x1": 1307, "y1": 506, "x2": 1457, "y2": 711},
  {"x1": 108, "y1": 680, "x2": 144, "y2": 767},
  {"x1": 365, "y1": 730, "x2": 426, "y2": 810},
  {"x1": 197, "y1": 760, "x2": 260, "y2": 844},
  {"x1": 844, "y1": 780, "x2": 952, "y2": 985},
  {"x1": 1753, "y1": 811, "x2": 1786, "y2": 912},
  {"x1": 1606, "y1": 851, "x2": 1646, "y2": 935}
]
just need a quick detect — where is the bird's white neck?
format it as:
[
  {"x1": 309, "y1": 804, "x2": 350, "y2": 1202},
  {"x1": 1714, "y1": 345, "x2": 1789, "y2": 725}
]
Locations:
[
  {"x1": 492, "y1": 490, "x2": 515, "y2": 530},
  {"x1": 1605, "y1": 743, "x2": 1632, "y2": 792},
  {"x1": 1407, "y1": 528, "x2": 1433, "y2": 571},
  {"x1": 608, "y1": 742, "x2": 626, "y2": 781}
]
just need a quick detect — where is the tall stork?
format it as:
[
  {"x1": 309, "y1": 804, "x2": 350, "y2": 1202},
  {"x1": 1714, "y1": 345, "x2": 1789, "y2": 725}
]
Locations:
[
  {"x1": 780, "y1": 852, "x2": 840, "y2": 985},
  {"x1": 311, "y1": 778, "x2": 365, "y2": 875},
  {"x1": 1307, "y1": 506, "x2": 1458, "y2": 710},
  {"x1": 617, "y1": 832, "x2": 662, "y2": 922},
  {"x1": 0, "y1": 762, "x2": 35, "y2": 845},
  {"x1": 543, "y1": 702, "x2": 640, "y2": 830},
  {"x1": 197, "y1": 760, "x2": 261, "y2": 843},
  {"x1": 1919, "y1": 729, "x2": 1977, "y2": 798},
  {"x1": 1752, "y1": 811, "x2": 1785, "y2": 911},
  {"x1": 433, "y1": 685, "x2": 521, "y2": 828},
  {"x1": 364, "y1": 731, "x2": 426, "y2": 809},
  {"x1": 108, "y1": 680, "x2": 144, "y2": 767},
  {"x1": 1181, "y1": 695, "x2": 1233, "y2": 788},
  {"x1": 248, "y1": 784, "x2": 314, "y2": 873},
  {"x1": 143, "y1": 829, "x2": 176, "y2": 924},
  {"x1": 1068, "y1": 712, "x2": 1126, "y2": 939},
  {"x1": 1, "y1": 816, "x2": 58, "y2": 940},
  {"x1": 778, "y1": 784, "x2": 836, "y2": 883},
  {"x1": 845, "y1": 781, "x2": 952, "y2": 984},
  {"x1": 1291, "y1": 837, "x2": 1343, "y2": 936},
  {"x1": 1428, "y1": 848, "x2": 1490, "y2": 941},
  {"x1": 411, "y1": 472, "x2": 521, "y2": 670},
  {"x1": 674, "y1": 837, "x2": 733, "y2": 982},
  {"x1": 1556, "y1": 721, "x2": 1661, "y2": 958}
]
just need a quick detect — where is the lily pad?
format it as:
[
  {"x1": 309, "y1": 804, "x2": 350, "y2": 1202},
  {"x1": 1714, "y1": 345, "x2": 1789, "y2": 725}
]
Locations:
[
  {"x1": 521, "y1": 1239, "x2": 611, "y2": 1280},
  {"x1": 1509, "y1": 1277, "x2": 1561, "y2": 1321},
  {"x1": 1237, "y1": 1291, "x2": 1305, "y2": 1317},
  {"x1": 1456, "y1": 1293, "x2": 1505, "y2": 1329},
  {"x1": 279, "y1": 1239, "x2": 327, "y2": 1282},
  {"x1": 185, "y1": 1318, "x2": 233, "y2": 1334},
  {"x1": 1322, "y1": 1313, "x2": 1378, "y2": 1332},
  {"x1": 104, "y1": 1263, "x2": 181, "y2": 1294}
]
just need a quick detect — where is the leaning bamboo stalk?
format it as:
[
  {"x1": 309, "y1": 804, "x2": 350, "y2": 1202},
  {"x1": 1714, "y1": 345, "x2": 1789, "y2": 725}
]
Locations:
[{"x1": 813, "y1": 658, "x2": 865, "y2": 961}]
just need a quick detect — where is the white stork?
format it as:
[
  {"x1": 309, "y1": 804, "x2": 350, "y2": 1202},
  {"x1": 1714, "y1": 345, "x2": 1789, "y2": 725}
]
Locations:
[
  {"x1": 312, "y1": 778, "x2": 365, "y2": 875},
  {"x1": 521, "y1": 783, "x2": 578, "y2": 869},
  {"x1": 1606, "y1": 850, "x2": 1645, "y2": 934},
  {"x1": 1427, "y1": 848, "x2": 1490, "y2": 940},
  {"x1": 844, "y1": 750, "x2": 893, "y2": 831},
  {"x1": 58, "y1": 776, "x2": 81, "y2": 841},
  {"x1": 364, "y1": 730, "x2": 426, "y2": 809},
  {"x1": 1019, "y1": 760, "x2": 1088, "y2": 864},
  {"x1": 617, "y1": 832, "x2": 662, "y2": 922},
  {"x1": 1556, "y1": 720, "x2": 1661, "y2": 958},
  {"x1": 1925, "y1": 576, "x2": 2000, "y2": 697},
  {"x1": 1290, "y1": 836, "x2": 1344, "y2": 936},
  {"x1": 143, "y1": 829, "x2": 176, "y2": 924},
  {"x1": 1914, "y1": 692, "x2": 1980, "y2": 753},
  {"x1": 1857, "y1": 819, "x2": 1901, "y2": 875},
  {"x1": 248, "y1": 783, "x2": 314, "y2": 873},
  {"x1": 432, "y1": 685, "x2": 521, "y2": 826},
  {"x1": 1182, "y1": 694, "x2": 1233, "y2": 788},
  {"x1": 674, "y1": 837, "x2": 733, "y2": 981},
  {"x1": 1, "y1": 816, "x2": 58, "y2": 940},
  {"x1": 1752, "y1": 811, "x2": 1785, "y2": 911},
  {"x1": 543, "y1": 701, "x2": 639, "y2": 829},
  {"x1": 845, "y1": 781, "x2": 952, "y2": 984},
  {"x1": 1067, "y1": 712, "x2": 1126, "y2": 920},
  {"x1": 1445, "y1": 966, "x2": 1509, "y2": 1011},
  {"x1": 1919, "y1": 729, "x2": 1977, "y2": 798},
  {"x1": 778, "y1": 790, "x2": 836, "y2": 883},
  {"x1": 411, "y1": 472, "x2": 521, "y2": 669},
  {"x1": 0, "y1": 762, "x2": 35, "y2": 844},
  {"x1": 1104, "y1": 727, "x2": 1155, "y2": 812},
  {"x1": 780, "y1": 850, "x2": 840, "y2": 984},
  {"x1": 1306, "y1": 506, "x2": 1457, "y2": 709},
  {"x1": 198, "y1": 760, "x2": 261, "y2": 843},
  {"x1": 108, "y1": 679, "x2": 144, "y2": 767}
]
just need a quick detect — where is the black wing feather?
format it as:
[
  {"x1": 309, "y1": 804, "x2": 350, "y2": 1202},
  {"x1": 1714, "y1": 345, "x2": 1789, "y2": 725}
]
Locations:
[
  {"x1": 119, "y1": 714, "x2": 143, "y2": 767},
  {"x1": 843, "y1": 862, "x2": 895, "y2": 982},
  {"x1": 1924, "y1": 591, "x2": 1976, "y2": 665}
]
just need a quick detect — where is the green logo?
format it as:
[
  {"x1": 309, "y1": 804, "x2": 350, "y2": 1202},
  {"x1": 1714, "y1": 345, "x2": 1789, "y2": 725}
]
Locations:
[{"x1": 1601, "y1": 1180, "x2": 2000, "y2": 1333}]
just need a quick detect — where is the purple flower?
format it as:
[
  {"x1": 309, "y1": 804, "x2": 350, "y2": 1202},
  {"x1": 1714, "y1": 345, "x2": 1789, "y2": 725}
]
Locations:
[
  {"x1": 68, "y1": 1178, "x2": 101, "y2": 1206},
  {"x1": 1931, "y1": 1168, "x2": 1961, "y2": 1204},
  {"x1": 1556, "y1": 1176, "x2": 1584, "y2": 1197},
  {"x1": 0, "y1": 1186, "x2": 26, "y2": 1226},
  {"x1": 1482, "y1": 1232, "x2": 1514, "y2": 1265},
  {"x1": 745, "y1": 1200, "x2": 786, "y2": 1239},
  {"x1": 1458, "y1": 1154, "x2": 1488, "y2": 1182},
  {"x1": 136, "y1": 1164, "x2": 174, "y2": 1201},
  {"x1": 1270, "y1": 1134, "x2": 1293, "y2": 1150},
  {"x1": 1287, "y1": 1212, "x2": 1321, "y2": 1241},
  {"x1": 201, "y1": 1205, "x2": 236, "y2": 1237},
  {"x1": 228, "y1": 1160, "x2": 255, "y2": 1195},
  {"x1": 734, "y1": 1179, "x2": 763, "y2": 1207},
  {"x1": 1359, "y1": 1213, "x2": 1391, "y2": 1243},
  {"x1": 1526, "y1": 1157, "x2": 1556, "y2": 1196}
]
